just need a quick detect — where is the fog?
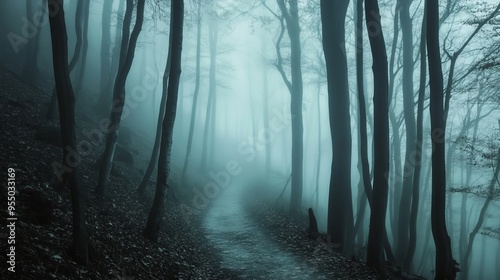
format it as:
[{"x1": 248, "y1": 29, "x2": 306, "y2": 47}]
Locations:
[{"x1": 1, "y1": 0, "x2": 499, "y2": 279}]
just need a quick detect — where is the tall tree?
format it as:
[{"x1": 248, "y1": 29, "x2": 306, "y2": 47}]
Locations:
[
  {"x1": 263, "y1": 0, "x2": 304, "y2": 214},
  {"x1": 46, "y1": 0, "x2": 85, "y2": 120},
  {"x1": 363, "y1": 0, "x2": 390, "y2": 273},
  {"x1": 320, "y1": 0, "x2": 354, "y2": 254},
  {"x1": 74, "y1": 0, "x2": 90, "y2": 94},
  {"x1": 96, "y1": 0, "x2": 146, "y2": 196},
  {"x1": 352, "y1": 0, "x2": 369, "y2": 244},
  {"x1": 144, "y1": 0, "x2": 184, "y2": 241},
  {"x1": 397, "y1": 0, "x2": 417, "y2": 262},
  {"x1": 404, "y1": 5, "x2": 427, "y2": 270},
  {"x1": 138, "y1": 11, "x2": 174, "y2": 196},
  {"x1": 181, "y1": 0, "x2": 202, "y2": 185},
  {"x1": 426, "y1": 0, "x2": 458, "y2": 278},
  {"x1": 97, "y1": 0, "x2": 115, "y2": 108},
  {"x1": 47, "y1": 0, "x2": 88, "y2": 264},
  {"x1": 201, "y1": 6, "x2": 219, "y2": 171}
]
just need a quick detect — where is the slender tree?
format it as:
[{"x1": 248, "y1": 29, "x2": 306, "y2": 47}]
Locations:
[
  {"x1": 426, "y1": 0, "x2": 458, "y2": 278},
  {"x1": 46, "y1": 0, "x2": 84, "y2": 120},
  {"x1": 262, "y1": 0, "x2": 304, "y2": 214},
  {"x1": 397, "y1": 0, "x2": 417, "y2": 262},
  {"x1": 138, "y1": 10, "x2": 174, "y2": 196},
  {"x1": 404, "y1": 5, "x2": 427, "y2": 270},
  {"x1": 320, "y1": 0, "x2": 354, "y2": 254},
  {"x1": 47, "y1": 0, "x2": 88, "y2": 263},
  {"x1": 181, "y1": 0, "x2": 202, "y2": 185},
  {"x1": 96, "y1": 0, "x2": 146, "y2": 196},
  {"x1": 144, "y1": 0, "x2": 184, "y2": 241},
  {"x1": 364, "y1": 0, "x2": 390, "y2": 273}
]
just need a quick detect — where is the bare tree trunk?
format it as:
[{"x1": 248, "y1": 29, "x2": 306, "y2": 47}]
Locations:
[
  {"x1": 352, "y1": 0, "x2": 368, "y2": 246},
  {"x1": 320, "y1": 0, "x2": 354, "y2": 254},
  {"x1": 404, "y1": 5, "x2": 426, "y2": 270},
  {"x1": 97, "y1": 0, "x2": 115, "y2": 108},
  {"x1": 144, "y1": 0, "x2": 184, "y2": 241},
  {"x1": 138, "y1": 18, "x2": 173, "y2": 196},
  {"x1": 397, "y1": 0, "x2": 417, "y2": 262},
  {"x1": 96, "y1": 0, "x2": 145, "y2": 196},
  {"x1": 387, "y1": 5, "x2": 401, "y2": 245},
  {"x1": 275, "y1": 0, "x2": 304, "y2": 215},
  {"x1": 201, "y1": 13, "x2": 219, "y2": 171},
  {"x1": 181, "y1": 0, "x2": 201, "y2": 185},
  {"x1": 427, "y1": 0, "x2": 458, "y2": 278},
  {"x1": 74, "y1": 0, "x2": 90, "y2": 94},
  {"x1": 363, "y1": 0, "x2": 390, "y2": 273},
  {"x1": 47, "y1": 0, "x2": 88, "y2": 264},
  {"x1": 46, "y1": 0, "x2": 84, "y2": 120}
]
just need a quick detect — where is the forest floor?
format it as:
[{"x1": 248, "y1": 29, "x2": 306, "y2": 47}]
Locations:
[{"x1": 0, "y1": 65, "x2": 419, "y2": 279}]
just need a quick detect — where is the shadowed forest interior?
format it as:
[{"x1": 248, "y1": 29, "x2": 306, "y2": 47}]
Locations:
[{"x1": 0, "y1": 0, "x2": 499, "y2": 279}]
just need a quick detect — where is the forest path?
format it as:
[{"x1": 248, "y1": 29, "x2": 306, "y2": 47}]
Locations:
[{"x1": 202, "y1": 184, "x2": 325, "y2": 279}]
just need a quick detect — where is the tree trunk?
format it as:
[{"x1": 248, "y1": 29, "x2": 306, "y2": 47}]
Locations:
[
  {"x1": 138, "y1": 13, "x2": 173, "y2": 196},
  {"x1": 96, "y1": 0, "x2": 145, "y2": 196},
  {"x1": 181, "y1": 0, "x2": 202, "y2": 185},
  {"x1": 397, "y1": 0, "x2": 417, "y2": 262},
  {"x1": 275, "y1": 0, "x2": 304, "y2": 215},
  {"x1": 352, "y1": 0, "x2": 369, "y2": 246},
  {"x1": 46, "y1": 0, "x2": 84, "y2": 120},
  {"x1": 427, "y1": 0, "x2": 457, "y2": 278},
  {"x1": 387, "y1": 5, "x2": 401, "y2": 244},
  {"x1": 47, "y1": 0, "x2": 88, "y2": 264},
  {"x1": 74, "y1": 0, "x2": 90, "y2": 94},
  {"x1": 364, "y1": 0, "x2": 390, "y2": 273},
  {"x1": 201, "y1": 13, "x2": 218, "y2": 171},
  {"x1": 320, "y1": 0, "x2": 354, "y2": 254},
  {"x1": 404, "y1": 5, "x2": 426, "y2": 270},
  {"x1": 144, "y1": 0, "x2": 184, "y2": 241},
  {"x1": 97, "y1": 0, "x2": 115, "y2": 108}
]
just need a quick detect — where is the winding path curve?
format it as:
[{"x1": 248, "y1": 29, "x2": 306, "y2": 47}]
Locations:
[{"x1": 203, "y1": 184, "x2": 325, "y2": 279}]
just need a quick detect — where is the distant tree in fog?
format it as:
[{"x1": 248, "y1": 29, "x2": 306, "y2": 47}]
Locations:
[{"x1": 96, "y1": 0, "x2": 146, "y2": 196}]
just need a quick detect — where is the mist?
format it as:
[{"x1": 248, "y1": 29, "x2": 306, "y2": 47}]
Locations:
[{"x1": 0, "y1": 0, "x2": 499, "y2": 279}]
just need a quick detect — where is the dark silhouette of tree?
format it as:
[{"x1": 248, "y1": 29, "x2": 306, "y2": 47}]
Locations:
[
  {"x1": 404, "y1": 5, "x2": 427, "y2": 270},
  {"x1": 144, "y1": 0, "x2": 184, "y2": 241},
  {"x1": 426, "y1": 0, "x2": 458, "y2": 278},
  {"x1": 96, "y1": 0, "x2": 146, "y2": 196},
  {"x1": 320, "y1": 0, "x2": 354, "y2": 254},
  {"x1": 397, "y1": 0, "x2": 417, "y2": 262},
  {"x1": 47, "y1": 0, "x2": 88, "y2": 264},
  {"x1": 46, "y1": 0, "x2": 85, "y2": 120},
  {"x1": 363, "y1": 0, "x2": 390, "y2": 274},
  {"x1": 138, "y1": 15, "x2": 173, "y2": 196}
]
